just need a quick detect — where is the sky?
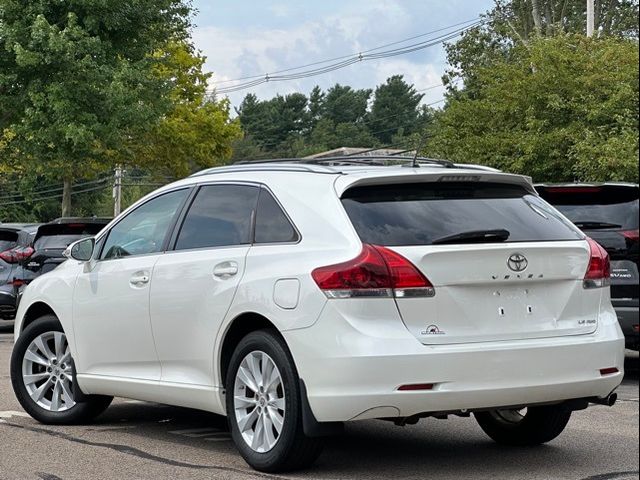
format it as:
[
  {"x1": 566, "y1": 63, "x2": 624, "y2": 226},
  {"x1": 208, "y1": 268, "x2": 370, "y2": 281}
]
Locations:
[{"x1": 190, "y1": 1, "x2": 495, "y2": 109}]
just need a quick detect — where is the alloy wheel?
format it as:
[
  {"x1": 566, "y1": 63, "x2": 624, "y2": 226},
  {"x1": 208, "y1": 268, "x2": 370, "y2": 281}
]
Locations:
[
  {"x1": 233, "y1": 350, "x2": 286, "y2": 453},
  {"x1": 21, "y1": 331, "x2": 76, "y2": 412}
]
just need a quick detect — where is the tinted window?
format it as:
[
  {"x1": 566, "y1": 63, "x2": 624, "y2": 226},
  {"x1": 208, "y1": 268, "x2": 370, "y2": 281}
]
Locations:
[
  {"x1": 254, "y1": 189, "x2": 298, "y2": 244},
  {"x1": 342, "y1": 182, "x2": 583, "y2": 246},
  {"x1": 175, "y1": 185, "x2": 258, "y2": 250},
  {"x1": 537, "y1": 186, "x2": 639, "y2": 230},
  {"x1": 35, "y1": 234, "x2": 90, "y2": 250},
  {"x1": 101, "y1": 189, "x2": 188, "y2": 259},
  {"x1": 34, "y1": 224, "x2": 105, "y2": 251},
  {"x1": 0, "y1": 231, "x2": 18, "y2": 252}
]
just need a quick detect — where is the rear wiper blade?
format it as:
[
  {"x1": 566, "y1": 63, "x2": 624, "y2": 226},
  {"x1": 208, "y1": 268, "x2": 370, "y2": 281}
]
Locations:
[
  {"x1": 572, "y1": 221, "x2": 622, "y2": 229},
  {"x1": 432, "y1": 229, "x2": 510, "y2": 245}
]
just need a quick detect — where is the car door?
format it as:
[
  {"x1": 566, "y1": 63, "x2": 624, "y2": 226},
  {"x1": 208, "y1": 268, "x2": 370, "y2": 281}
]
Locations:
[
  {"x1": 149, "y1": 184, "x2": 259, "y2": 386},
  {"x1": 73, "y1": 188, "x2": 190, "y2": 380}
]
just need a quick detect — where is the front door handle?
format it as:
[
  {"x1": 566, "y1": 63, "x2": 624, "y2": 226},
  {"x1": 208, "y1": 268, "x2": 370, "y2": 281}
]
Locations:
[
  {"x1": 130, "y1": 271, "x2": 150, "y2": 286},
  {"x1": 213, "y1": 262, "x2": 238, "y2": 279}
]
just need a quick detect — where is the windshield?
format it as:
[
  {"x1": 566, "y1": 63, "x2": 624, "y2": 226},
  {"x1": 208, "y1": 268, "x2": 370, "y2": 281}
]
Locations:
[{"x1": 341, "y1": 182, "x2": 584, "y2": 246}]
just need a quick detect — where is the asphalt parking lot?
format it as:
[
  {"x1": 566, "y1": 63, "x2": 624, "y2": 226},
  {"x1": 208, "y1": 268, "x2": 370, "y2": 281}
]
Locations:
[{"x1": 0, "y1": 325, "x2": 637, "y2": 480}]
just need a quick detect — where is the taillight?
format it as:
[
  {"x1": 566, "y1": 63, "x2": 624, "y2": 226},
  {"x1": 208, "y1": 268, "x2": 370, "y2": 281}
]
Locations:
[
  {"x1": 583, "y1": 238, "x2": 610, "y2": 289},
  {"x1": 622, "y1": 229, "x2": 639, "y2": 241},
  {"x1": 311, "y1": 244, "x2": 435, "y2": 298},
  {"x1": 0, "y1": 250, "x2": 16, "y2": 263},
  {"x1": 0, "y1": 247, "x2": 34, "y2": 264},
  {"x1": 15, "y1": 246, "x2": 34, "y2": 261}
]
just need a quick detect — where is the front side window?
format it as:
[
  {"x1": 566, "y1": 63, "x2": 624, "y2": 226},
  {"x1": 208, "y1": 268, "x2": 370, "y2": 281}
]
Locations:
[
  {"x1": 175, "y1": 185, "x2": 259, "y2": 250},
  {"x1": 101, "y1": 189, "x2": 188, "y2": 260}
]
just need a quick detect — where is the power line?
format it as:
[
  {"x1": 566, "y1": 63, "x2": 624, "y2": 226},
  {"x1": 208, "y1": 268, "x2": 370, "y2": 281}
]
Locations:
[
  {"x1": 0, "y1": 183, "x2": 111, "y2": 206},
  {"x1": 210, "y1": 21, "x2": 482, "y2": 95},
  {"x1": 212, "y1": 18, "x2": 481, "y2": 85},
  {"x1": 0, "y1": 177, "x2": 111, "y2": 202}
]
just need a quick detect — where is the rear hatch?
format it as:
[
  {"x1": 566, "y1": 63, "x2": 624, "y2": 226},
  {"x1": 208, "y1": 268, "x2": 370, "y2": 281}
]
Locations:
[
  {"x1": 536, "y1": 184, "x2": 639, "y2": 302},
  {"x1": 341, "y1": 180, "x2": 597, "y2": 345},
  {"x1": 26, "y1": 222, "x2": 107, "y2": 275},
  {"x1": 0, "y1": 229, "x2": 19, "y2": 284}
]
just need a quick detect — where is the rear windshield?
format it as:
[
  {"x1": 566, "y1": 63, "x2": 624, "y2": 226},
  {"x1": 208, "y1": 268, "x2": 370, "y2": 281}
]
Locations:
[
  {"x1": 34, "y1": 224, "x2": 105, "y2": 250},
  {"x1": 34, "y1": 234, "x2": 89, "y2": 250},
  {"x1": 341, "y1": 182, "x2": 583, "y2": 246},
  {"x1": 536, "y1": 186, "x2": 639, "y2": 230},
  {"x1": 0, "y1": 230, "x2": 18, "y2": 252}
]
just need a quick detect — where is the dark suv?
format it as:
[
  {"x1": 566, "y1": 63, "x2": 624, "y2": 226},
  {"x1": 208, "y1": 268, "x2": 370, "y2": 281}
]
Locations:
[
  {"x1": 536, "y1": 183, "x2": 639, "y2": 350},
  {"x1": 0, "y1": 223, "x2": 40, "y2": 321},
  {"x1": 1, "y1": 218, "x2": 110, "y2": 322},
  {"x1": 23, "y1": 217, "x2": 111, "y2": 278}
]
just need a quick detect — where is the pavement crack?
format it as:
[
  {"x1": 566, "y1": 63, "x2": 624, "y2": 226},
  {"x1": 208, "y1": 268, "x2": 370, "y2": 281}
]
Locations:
[
  {"x1": 1, "y1": 421, "x2": 286, "y2": 480},
  {"x1": 36, "y1": 473, "x2": 64, "y2": 480},
  {"x1": 579, "y1": 471, "x2": 640, "y2": 480}
]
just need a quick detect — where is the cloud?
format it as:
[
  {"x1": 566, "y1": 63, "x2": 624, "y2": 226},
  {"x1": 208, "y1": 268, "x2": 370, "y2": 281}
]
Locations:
[{"x1": 191, "y1": 0, "x2": 489, "y2": 107}]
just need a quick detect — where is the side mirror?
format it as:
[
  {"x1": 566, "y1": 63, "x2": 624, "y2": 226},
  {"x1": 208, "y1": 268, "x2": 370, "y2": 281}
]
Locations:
[{"x1": 64, "y1": 237, "x2": 95, "y2": 262}]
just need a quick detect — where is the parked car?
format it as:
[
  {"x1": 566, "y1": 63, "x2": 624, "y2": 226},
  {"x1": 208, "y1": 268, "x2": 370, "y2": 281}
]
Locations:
[
  {"x1": 0, "y1": 224, "x2": 40, "y2": 322},
  {"x1": 11, "y1": 157, "x2": 624, "y2": 472},
  {"x1": 1, "y1": 218, "x2": 110, "y2": 322},
  {"x1": 536, "y1": 183, "x2": 639, "y2": 351},
  {"x1": 20, "y1": 217, "x2": 111, "y2": 278}
]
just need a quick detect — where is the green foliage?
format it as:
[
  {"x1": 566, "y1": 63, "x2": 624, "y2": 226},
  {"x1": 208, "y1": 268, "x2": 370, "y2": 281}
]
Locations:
[
  {"x1": 428, "y1": 35, "x2": 639, "y2": 182},
  {"x1": 131, "y1": 40, "x2": 242, "y2": 178},
  {"x1": 0, "y1": 0, "x2": 192, "y2": 214},
  {"x1": 233, "y1": 76, "x2": 429, "y2": 159},
  {"x1": 367, "y1": 75, "x2": 425, "y2": 143},
  {"x1": 444, "y1": 0, "x2": 639, "y2": 91}
]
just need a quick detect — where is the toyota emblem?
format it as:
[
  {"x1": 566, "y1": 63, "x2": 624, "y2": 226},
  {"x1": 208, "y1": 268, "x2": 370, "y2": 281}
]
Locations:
[{"x1": 507, "y1": 253, "x2": 528, "y2": 272}]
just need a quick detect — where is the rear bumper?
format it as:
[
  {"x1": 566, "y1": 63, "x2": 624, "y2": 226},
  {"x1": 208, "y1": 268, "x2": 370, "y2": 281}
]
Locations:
[
  {"x1": 612, "y1": 298, "x2": 639, "y2": 349},
  {"x1": 284, "y1": 300, "x2": 625, "y2": 423},
  {"x1": 0, "y1": 286, "x2": 17, "y2": 320}
]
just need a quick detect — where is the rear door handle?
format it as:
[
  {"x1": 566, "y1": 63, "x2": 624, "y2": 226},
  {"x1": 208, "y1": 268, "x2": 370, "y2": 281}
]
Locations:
[
  {"x1": 130, "y1": 271, "x2": 150, "y2": 286},
  {"x1": 213, "y1": 262, "x2": 238, "y2": 279}
]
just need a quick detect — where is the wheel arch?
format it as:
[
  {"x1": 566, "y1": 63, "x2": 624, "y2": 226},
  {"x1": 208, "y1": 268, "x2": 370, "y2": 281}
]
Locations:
[
  {"x1": 19, "y1": 301, "x2": 59, "y2": 334},
  {"x1": 218, "y1": 311, "x2": 283, "y2": 387}
]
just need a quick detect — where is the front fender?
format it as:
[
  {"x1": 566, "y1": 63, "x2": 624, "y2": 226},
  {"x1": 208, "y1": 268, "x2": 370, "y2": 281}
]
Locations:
[{"x1": 14, "y1": 261, "x2": 81, "y2": 353}]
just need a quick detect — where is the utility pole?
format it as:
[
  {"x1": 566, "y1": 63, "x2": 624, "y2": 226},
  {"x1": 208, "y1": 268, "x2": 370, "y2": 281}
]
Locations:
[
  {"x1": 113, "y1": 166, "x2": 123, "y2": 217},
  {"x1": 586, "y1": 0, "x2": 595, "y2": 37}
]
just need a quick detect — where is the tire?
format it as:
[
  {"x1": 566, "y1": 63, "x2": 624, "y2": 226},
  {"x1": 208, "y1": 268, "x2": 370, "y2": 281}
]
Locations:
[
  {"x1": 225, "y1": 329, "x2": 324, "y2": 472},
  {"x1": 474, "y1": 404, "x2": 572, "y2": 446},
  {"x1": 10, "y1": 315, "x2": 113, "y2": 425}
]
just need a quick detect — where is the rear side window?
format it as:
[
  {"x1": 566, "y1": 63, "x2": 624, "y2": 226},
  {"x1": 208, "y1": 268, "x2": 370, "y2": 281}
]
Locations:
[
  {"x1": 175, "y1": 185, "x2": 259, "y2": 250},
  {"x1": 254, "y1": 189, "x2": 299, "y2": 244},
  {"x1": 341, "y1": 182, "x2": 583, "y2": 246},
  {"x1": 0, "y1": 231, "x2": 18, "y2": 252},
  {"x1": 536, "y1": 185, "x2": 639, "y2": 230}
]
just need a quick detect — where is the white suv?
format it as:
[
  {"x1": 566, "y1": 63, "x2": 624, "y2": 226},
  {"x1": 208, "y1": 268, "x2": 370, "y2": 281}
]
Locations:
[{"x1": 11, "y1": 157, "x2": 624, "y2": 472}]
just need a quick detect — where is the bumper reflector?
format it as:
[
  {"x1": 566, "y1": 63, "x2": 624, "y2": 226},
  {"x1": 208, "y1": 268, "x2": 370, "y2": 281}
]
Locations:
[
  {"x1": 599, "y1": 367, "x2": 619, "y2": 376},
  {"x1": 397, "y1": 383, "x2": 434, "y2": 391}
]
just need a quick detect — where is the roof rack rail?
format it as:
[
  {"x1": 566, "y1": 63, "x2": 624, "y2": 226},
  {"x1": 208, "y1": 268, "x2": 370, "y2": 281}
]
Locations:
[{"x1": 235, "y1": 155, "x2": 456, "y2": 168}]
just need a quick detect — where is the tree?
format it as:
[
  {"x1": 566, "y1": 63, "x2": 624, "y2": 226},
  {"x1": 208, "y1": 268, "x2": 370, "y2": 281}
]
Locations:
[
  {"x1": 427, "y1": 35, "x2": 639, "y2": 183},
  {"x1": 367, "y1": 75, "x2": 424, "y2": 143},
  {"x1": 322, "y1": 84, "x2": 371, "y2": 124},
  {"x1": 443, "y1": 0, "x2": 639, "y2": 91},
  {"x1": 0, "y1": 0, "x2": 191, "y2": 215},
  {"x1": 131, "y1": 40, "x2": 242, "y2": 178}
]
